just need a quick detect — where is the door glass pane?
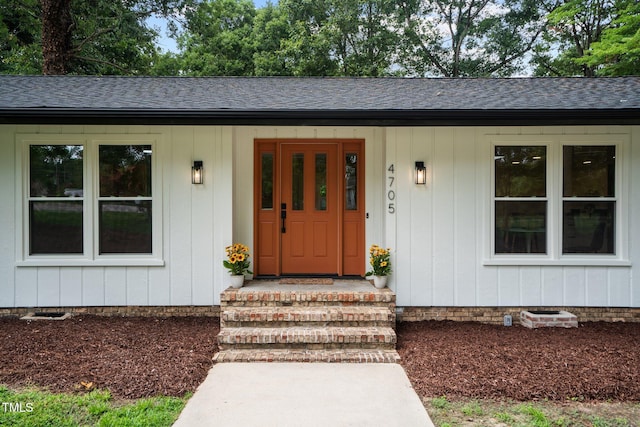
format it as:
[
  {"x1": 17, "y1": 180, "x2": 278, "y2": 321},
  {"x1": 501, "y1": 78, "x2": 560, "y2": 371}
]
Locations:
[
  {"x1": 99, "y1": 201, "x2": 152, "y2": 254},
  {"x1": 30, "y1": 145, "x2": 83, "y2": 197},
  {"x1": 29, "y1": 201, "x2": 83, "y2": 254},
  {"x1": 563, "y1": 146, "x2": 615, "y2": 197},
  {"x1": 563, "y1": 201, "x2": 614, "y2": 254},
  {"x1": 261, "y1": 153, "x2": 274, "y2": 209},
  {"x1": 495, "y1": 146, "x2": 546, "y2": 197},
  {"x1": 315, "y1": 153, "x2": 327, "y2": 211},
  {"x1": 345, "y1": 153, "x2": 357, "y2": 210},
  {"x1": 99, "y1": 145, "x2": 152, "y2": 197},
  {"x1": 495, "y1": 201, "x2": 546, "y2": 254},
  {"x1": 292, "y1": 153, "x2": 304, "y2": 210}
]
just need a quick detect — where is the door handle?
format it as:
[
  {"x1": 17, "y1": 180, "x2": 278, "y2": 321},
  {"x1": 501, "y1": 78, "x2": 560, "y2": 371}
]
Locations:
[{"x1": 281, "y1": 203, "x2": 287, "y2": 233}]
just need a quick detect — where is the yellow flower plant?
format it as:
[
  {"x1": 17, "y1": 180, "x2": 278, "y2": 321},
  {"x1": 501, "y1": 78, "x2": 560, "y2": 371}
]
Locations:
[
  {"x1": 223, "y1": 243, "x2": 253, "y2": 276},
  {"x1": 365, "y1": 244, "x2": 391, "y2": 277}
]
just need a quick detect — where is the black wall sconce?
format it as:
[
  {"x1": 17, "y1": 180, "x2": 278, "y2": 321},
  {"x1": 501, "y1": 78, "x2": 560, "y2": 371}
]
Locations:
[
  {"x1": 192, "y1": 160, "x2": 204, "y2": 184},
  {"x1": 415, "y1": 161, "x2": 426, "y2": 185}
]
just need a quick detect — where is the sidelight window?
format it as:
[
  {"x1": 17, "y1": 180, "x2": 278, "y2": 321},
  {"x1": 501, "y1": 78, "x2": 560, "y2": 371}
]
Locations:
[{"x1": 345, "y1": 153, "x2": 358, "y2": 210}]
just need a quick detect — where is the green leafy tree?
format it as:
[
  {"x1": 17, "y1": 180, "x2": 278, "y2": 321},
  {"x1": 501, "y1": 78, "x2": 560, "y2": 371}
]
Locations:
[
  {"x1": 2, "y1": 0, "x2": 186, "y2": 75},
  {"x1": 0, "y1": 0, "x2": 42, "y2": 73},
  {"x1": 66, "y1": 0, "x2": 161, "y2": 75},
  {"x1": 252, "y1": 3, "x2": 293, "y2": 75},
  {"x1": 396, "y1": 0, "x2": 545, "y2": 77},
  {"x1": 533, "y1": 0, "x2": 619, "y2": 77},
  {"x1": 329, "y1": 0, "x2": 399, "y2": 76},
  {"x1": 579, "y1": 0, "x2": 640, "y2": 75},
  {"x1": 279, "y1": 0, "x2": 339, "y2": 76},
  {"x1": 148, "y1": 51, "x2": 184, "y2": 75},
  {"x1": 279, "y1": 0, "x2": 399, "y2": 76},
  {"x1": 178, "y1": 0, "x2": 257, "y2": 75}
]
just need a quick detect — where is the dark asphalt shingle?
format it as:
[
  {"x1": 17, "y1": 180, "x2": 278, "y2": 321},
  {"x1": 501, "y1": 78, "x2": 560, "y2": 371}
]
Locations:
[{"x1": 1, "y1": 75, "x2": 638, "y2": 111}]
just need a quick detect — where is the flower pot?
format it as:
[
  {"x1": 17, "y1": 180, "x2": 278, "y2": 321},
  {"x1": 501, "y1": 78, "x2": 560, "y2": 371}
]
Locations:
[
  {"x1": 371, "y1": 275, "x2": 387, "y2": 289},
  {"x1": 229, "y1": 275, "x2": 245, "y2": 289}
]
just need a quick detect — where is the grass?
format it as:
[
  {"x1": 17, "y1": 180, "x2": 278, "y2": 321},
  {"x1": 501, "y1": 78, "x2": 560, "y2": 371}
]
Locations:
[
  {"x1": 424, "y1": 396, "x2": 639, "y2": 427},
  {"x1": 2, "y1": 385, "x2": 638, "y2": 426},
  {"x1": 0, "y1": 386, "x2": 188, "y2": 427}
]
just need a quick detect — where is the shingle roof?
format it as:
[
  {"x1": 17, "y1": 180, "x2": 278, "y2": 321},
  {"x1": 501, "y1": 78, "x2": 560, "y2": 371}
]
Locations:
[{"x1": 1, "y1": 75, "x2": 638, "y2": 126}]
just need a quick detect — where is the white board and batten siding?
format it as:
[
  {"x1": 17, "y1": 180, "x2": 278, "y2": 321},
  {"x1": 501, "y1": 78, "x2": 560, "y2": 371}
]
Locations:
[
  {"x1": 0, "y1": 125, "x2": 233, "y2": 307},
  {"x1": 385, "y1": 126, "x2": 639, "y2": 308},
  {"x1": 0, "y1": 124, "x2": 638, "y2": 309}
]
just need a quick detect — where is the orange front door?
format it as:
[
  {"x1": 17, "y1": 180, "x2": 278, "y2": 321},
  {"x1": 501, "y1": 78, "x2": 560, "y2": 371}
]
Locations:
[
  {"x1": 254, "y1": 139, "x2": 365, "y2": 277},
  {"x1": 280, "y1": 143, "x2": 339, "y2": 274}
]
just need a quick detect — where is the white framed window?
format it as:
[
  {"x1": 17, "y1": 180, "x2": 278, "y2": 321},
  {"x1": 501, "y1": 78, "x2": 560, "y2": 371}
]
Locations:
[
  {"x1": 494, "y1": 145, "x2": 547, "y2": 255},
  {"x1": 561, "y1": 145, "x2": 616, "y2": 256},
  {"x1": 17, "y1": 134, "x2": 163, "y2": 266},
  {"x1": 486, "y1": 134, "x2": 629, "y2": 266}
]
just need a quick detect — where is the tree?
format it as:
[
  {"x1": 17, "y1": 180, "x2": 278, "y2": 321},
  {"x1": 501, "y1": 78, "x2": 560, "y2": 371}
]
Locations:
[
  {"x1": 327, "y1": 0, "x2": 399, "y2": 76},
  {"x1": 278, "y1": 0, "x2": 340, "y2": 76},
  {"x1": 396, "y1": 0, "x2": 545, "y2": 77},
  {"x1": 579, "y1": 0, "x2": 640, "y2": 75},
  {"x1": 148, "y1": 51, "x2": 184, "y2": 75},
  {"x1": 279, "y1": 0, "x2": 399, "y2": 76},
  {"x1": 65, "y1": 0, "x2": 162, "y2": 75},
  {"x1": 533, "y1": 0, "x2": 619, "y2": 77},
  {"x1": 178, "y1": 0, "x2": 257, "y2": 75},
  {"x1": 4, "y1": 0, "x2": 187, "y2": 75},
  {"x1": 41, "y1": 0, "x2": 73, "y2": 74},
  {"x1": 0, "y1": 0, "x2": 42, "y2": 73},
  {"x1": 252, "y1": 3, "x2": 294, "y2": 75}
]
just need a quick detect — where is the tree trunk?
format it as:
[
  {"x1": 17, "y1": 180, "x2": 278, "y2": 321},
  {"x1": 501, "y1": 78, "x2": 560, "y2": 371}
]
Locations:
[{"x1": 41, "y1": 0, "x2": 73, "y2": 75}]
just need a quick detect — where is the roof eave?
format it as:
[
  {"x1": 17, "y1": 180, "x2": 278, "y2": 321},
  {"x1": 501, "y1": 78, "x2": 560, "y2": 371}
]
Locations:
[{"x1": 0, "y1": 108, "x2": 638, "y2": 126}]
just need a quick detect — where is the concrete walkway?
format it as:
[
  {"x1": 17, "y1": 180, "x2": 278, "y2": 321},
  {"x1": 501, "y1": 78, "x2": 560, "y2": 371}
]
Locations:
[{"x1": 173, "y1": 363, "x2": 434, "y2": 427}]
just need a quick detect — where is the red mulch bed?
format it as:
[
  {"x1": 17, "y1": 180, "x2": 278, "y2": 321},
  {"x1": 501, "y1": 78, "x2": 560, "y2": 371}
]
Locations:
[
  {"x1": 1, "y1": 316, "x2": 639, "y2": 401},
  {"x1": 0, "y1": 316, "x2": 218, "y2": 399},
  {"x1": 397, "y1": 321, "x2": 640, "y2": 401}
]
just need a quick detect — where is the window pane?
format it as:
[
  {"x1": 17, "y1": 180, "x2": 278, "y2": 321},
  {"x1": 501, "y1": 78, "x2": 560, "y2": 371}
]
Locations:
[
  {"x1": 563, "y1": 201, "x2": 614, "y2": 254},
  {"x1": 315, "y1": 153, "x2": 327, "y2": 211},
  {"x1": 99, "y1": 201, "x2": 152, "y2": 254},
  {"x1": 99, "y1": 145, "x2": 152, "y2": 197},
  {"x1": 261, "y1": 153, "x2": 274, "y2": 209},
  {"x1": 292, "y1": 153, "x2": 304, "y2": 211},
  {"x1": 495, "y1": 201, "x2": 546, "y2": 254},
  {"x1": 495, "y1": 146, "x2": 546, "y2": 197},
  {"x1": 345, "y1": 153, "x2": 357, "y2": 210},
  {"x1": 563, "y1": 146, "x2": 615, "y2": 197},
  {"x1": 30, "y1": 201, "x2": 83, "y2": 254},
  {"x1": 30, "y1": 145, "x2": 83, "y2": 197}
]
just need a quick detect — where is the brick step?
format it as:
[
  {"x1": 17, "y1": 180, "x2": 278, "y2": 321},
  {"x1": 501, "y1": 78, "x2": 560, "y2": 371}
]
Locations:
[
  {"x1": 221, "y1": 306, "x2": 395, "y2": 327},
  {"x1": 217, "y1": 326, "x2": 397, "y2": 350},
  {"x1": 220, "y1": 288, "x2": 395, "y2": 307},
  {"x1": 213, "y1": 349, "x2": 401, "y2": 363}
]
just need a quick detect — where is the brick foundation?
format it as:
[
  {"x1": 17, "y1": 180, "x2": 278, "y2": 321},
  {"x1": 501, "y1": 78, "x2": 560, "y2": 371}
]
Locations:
[
  {"x1": 2, "y1": 305, "x2": 639, "y2": 324},
  {"x1": 0, "y1": 306, "x2": 220, "y2": 318},
  {"x1": 398, "y1": 306, "x2": 640, "y2": 324}
]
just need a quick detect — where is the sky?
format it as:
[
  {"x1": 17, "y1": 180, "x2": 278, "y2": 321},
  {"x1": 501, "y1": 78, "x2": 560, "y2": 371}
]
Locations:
[{"x1": 151, "y1": 17, "x2": 178, "y2": 53}]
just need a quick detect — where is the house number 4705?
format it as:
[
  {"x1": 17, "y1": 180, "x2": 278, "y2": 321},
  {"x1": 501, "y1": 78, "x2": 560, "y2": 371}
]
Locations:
[{"x1": 387, "y1": 164, "x2": 395, "y2": 214}]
